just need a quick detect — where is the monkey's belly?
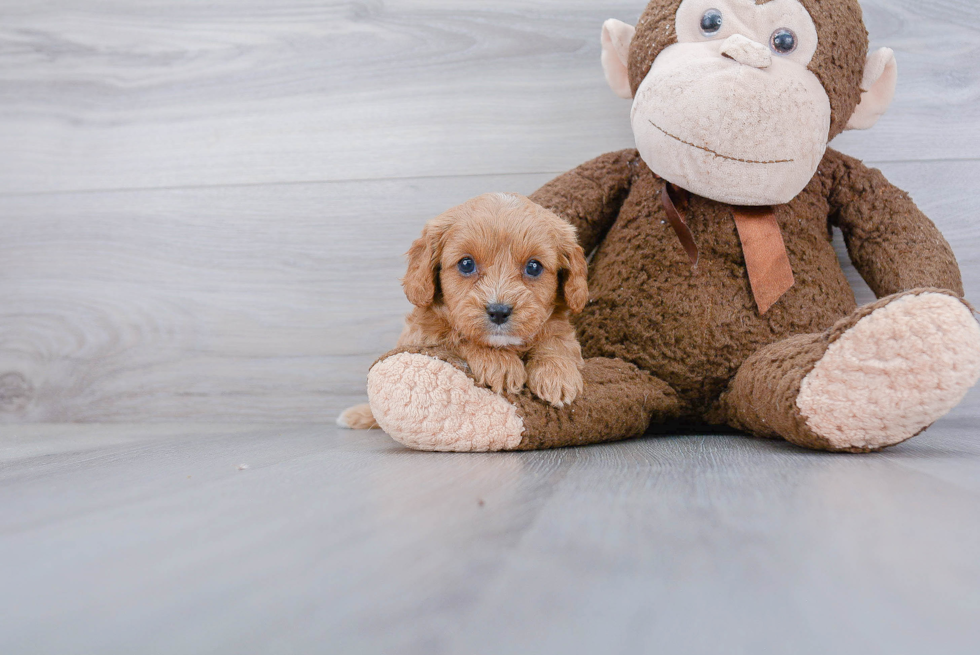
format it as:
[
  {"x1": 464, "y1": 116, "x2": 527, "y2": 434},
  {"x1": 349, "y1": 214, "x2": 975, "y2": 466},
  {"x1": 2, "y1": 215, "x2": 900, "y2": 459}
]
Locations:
[{"x1": 575, "y1": 226, "x2": 856, "y2": 412}]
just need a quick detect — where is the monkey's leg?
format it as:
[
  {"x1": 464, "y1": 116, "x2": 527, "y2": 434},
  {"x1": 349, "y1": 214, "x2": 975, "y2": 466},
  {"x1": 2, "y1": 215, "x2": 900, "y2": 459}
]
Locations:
[
  {"x1": 719, "y1": 289, "x2": 980, "y2": 452},
  {"x1": 366, "y1": 347, "x2": 683, "y2": 452}
]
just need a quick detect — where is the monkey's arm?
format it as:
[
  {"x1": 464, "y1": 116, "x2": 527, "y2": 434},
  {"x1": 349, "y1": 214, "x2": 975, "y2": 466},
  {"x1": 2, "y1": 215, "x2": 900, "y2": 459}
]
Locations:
[
  {"x1": 826, "y1": 149, "x2": 964, "y2": 297},
  {"x1": 530, "y1": 149, "x2": 639, "y2": 252}
]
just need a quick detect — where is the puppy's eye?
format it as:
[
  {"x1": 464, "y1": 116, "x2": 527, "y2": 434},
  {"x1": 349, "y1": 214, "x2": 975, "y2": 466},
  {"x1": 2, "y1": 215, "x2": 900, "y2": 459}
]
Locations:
[
  {"x1": 524, "y1": 259, "x2": 543, "y2": 278},
  {"x1": 457, "y1": 257, "x2": 476, "y2": 276},
  {"x1": 700, "y1": 9, "x2": 723, "y2": 35},
  {"x1": 770, "y1": 28, "x2": 797, "y2": 54}
]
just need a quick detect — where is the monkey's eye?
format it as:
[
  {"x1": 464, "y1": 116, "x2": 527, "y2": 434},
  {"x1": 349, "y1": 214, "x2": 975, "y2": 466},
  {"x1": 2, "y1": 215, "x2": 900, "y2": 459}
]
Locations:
[
  {"x1": 770, "y1": 28, "x2": 797, "y2": 54},
  {"x1": 524, "y1": 260, "x2": 544, "y2": 278},
  {"x1": 457, "y1": 257, "x2": 476, "y2": 276},
  {"x1": 700, "y1": 9, "x2": 723, "y2": 35}
]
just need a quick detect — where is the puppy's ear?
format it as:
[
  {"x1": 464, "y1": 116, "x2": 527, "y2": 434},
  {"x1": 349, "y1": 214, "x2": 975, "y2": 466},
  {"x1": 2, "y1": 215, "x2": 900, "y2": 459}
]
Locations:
[
  {"x1": 556, "y1": 222, "x2": 589, "y2": 314},
  {"x1": 402, "y1": 216, "x2": 448, "y2": 307}
]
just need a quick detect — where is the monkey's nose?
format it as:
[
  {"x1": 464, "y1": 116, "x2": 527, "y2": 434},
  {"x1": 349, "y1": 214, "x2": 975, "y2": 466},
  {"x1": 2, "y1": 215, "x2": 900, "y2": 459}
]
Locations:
[
  {"x1": 719, "y1": 34, "x2": 772, "y2": 69},
  {"x1": 486, "y1": 303, "x2": 513, "y2": 325}
]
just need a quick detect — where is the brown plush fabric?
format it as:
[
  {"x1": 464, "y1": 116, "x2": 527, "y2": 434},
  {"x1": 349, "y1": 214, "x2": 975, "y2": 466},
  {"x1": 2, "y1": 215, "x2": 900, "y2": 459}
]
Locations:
[
  {"x1": 529, "y1": 149, "x2": 640, "y2": 253},
  {"x1": 370, "y1": 146, "x2": 964, "y2": 452},
  {"x1": 710, "y1": 331, "x2": 828, "y2": 443},
  {"x1": 510, "y1": 358, "x2": 682, "y2": 450},
  {"x1": 716, "y1": 288, "x2": 969, "y2": 453},
  {"x1": 825, "y1": 150, "x2": 964, "y2": 296},
  {"x1": 367, "y1": 0, "x2": 969, "y2": 452},
  {"x1": 800, "y1": 0, "x2": 868, "y2": 140},
  {"x1": 533, "y1": 148, "x2": 860, "y2": 411},
  {"x1": 627, "y1": 0, "x2": 867, "y2": 139},
  {"x1": 372, "y1": 346, "x2": 682, "y2": 450},
  {"x1": 525, "y1": 147, "x2": 962, "y2": 443},
  {"x1": 626, "y1": 1, "x2": 683, "y2": 96}
]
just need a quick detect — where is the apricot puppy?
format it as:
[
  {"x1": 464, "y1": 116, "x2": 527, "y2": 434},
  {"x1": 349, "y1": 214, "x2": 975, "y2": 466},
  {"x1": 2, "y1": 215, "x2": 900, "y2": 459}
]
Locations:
[{"x1": 339, "y1": 192, "x2": 589, "y2": 430}]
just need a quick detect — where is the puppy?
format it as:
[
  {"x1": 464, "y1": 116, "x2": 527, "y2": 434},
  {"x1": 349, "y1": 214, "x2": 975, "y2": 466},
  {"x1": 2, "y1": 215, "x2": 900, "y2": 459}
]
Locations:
[{"x1": 339, "y1": 192, "x2": 589, "y2": 430}]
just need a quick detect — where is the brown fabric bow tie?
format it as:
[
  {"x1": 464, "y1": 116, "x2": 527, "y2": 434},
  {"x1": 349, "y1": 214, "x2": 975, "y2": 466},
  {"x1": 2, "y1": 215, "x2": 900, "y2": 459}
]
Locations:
[{"x1": 661, "y1": 184, "x2": 795, "y2": 315}]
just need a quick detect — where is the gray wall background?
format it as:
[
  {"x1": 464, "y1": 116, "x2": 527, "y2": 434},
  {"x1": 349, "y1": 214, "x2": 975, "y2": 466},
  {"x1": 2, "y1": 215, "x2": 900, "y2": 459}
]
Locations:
[{"x1": 1, "y1": 0, "x2": 977, "y2": 423}]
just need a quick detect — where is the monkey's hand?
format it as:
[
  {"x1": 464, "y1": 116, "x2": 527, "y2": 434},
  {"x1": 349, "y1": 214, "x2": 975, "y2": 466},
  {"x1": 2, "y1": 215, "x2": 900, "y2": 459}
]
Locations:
[
  {"x1": 464, "y1": 347, "x2": 527, "y2": 395},
  {"x1": 526, "y1": 356, "x2": 584, "y2": 408}
]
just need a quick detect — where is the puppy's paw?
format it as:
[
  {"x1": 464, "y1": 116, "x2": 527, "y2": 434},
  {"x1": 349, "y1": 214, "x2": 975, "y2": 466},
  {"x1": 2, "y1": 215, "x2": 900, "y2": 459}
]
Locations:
[
  {"x1": 527, "y1": 357, "x2": 584, "y2": 407},
  {"x1": 469, "y1": 350, "x2": 527, "y2": 395}
]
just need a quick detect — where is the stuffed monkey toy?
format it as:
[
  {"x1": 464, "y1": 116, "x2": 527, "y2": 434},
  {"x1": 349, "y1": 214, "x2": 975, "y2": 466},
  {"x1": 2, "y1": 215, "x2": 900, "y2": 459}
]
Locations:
[{"x1": 365, "y1": 0, "x2": 980, "y2": 453}]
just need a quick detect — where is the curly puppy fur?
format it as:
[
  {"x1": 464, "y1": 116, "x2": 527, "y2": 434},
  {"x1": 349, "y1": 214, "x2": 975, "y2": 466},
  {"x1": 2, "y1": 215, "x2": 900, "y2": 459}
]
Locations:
[{"x1": 338, "y1": 193, "x2": 589, "y2": 430}]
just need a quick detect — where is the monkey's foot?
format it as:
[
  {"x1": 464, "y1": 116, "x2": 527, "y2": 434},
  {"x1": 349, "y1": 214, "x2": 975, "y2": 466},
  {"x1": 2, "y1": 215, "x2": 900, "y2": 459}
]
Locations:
[
  {"x1": 367, "y1": 350, "x2": 524, "y2": 452},
  {"x1": 797, "y1": 290, "x2": 980, "y2": 452},
  {"x1": 367, "y1": 347, "x2": 682, "y2": 452}
]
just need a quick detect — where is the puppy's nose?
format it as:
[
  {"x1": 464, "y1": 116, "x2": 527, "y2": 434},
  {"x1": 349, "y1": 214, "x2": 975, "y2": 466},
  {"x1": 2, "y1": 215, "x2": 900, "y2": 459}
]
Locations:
[{"x1": 486, "y1": 303, "x2": 513, "y2": 325}]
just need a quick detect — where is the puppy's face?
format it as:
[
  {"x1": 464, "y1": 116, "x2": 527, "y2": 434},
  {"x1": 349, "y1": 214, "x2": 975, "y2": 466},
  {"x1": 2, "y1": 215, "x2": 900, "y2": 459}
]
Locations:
[{"x1": 403, "y1": 193, "x2": 588, "y2": 348}]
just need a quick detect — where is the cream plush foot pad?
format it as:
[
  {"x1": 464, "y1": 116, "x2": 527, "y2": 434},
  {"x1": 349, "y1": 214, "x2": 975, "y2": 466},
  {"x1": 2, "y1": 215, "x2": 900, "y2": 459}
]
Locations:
[
  {"x1": 367, "y1": 352, "x2": 525, "y2": 452},
  {"x1": 797, "y1": 292, "x2": 980, "y2": 451}
]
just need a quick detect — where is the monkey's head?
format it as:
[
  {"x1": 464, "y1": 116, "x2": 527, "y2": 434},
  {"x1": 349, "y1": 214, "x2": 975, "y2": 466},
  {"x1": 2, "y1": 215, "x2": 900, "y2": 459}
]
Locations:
[{"x1": 602, "y1": 0, "x2": 897, "y2": 206}]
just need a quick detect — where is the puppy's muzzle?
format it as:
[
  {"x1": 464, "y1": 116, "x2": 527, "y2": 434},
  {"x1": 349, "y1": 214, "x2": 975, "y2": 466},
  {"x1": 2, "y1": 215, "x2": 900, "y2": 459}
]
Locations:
[{"x1": 486, "y1": 303, "x2": 513, "y2": 326}]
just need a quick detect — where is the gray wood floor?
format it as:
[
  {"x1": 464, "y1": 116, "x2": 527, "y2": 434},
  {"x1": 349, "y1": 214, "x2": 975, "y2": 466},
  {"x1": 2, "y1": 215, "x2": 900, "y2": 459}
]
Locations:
[
  {"x1": 1, "y1": 1, "x2": 979, "y2": 653},
  {"x1": 2, "y1": 421, "x2": 979, "y2": 655}
]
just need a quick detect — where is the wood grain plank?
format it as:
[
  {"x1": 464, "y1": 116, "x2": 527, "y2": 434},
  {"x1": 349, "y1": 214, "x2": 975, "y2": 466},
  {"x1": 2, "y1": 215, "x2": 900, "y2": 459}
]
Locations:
[
  {"x1": 442, "y1": 433, "x2": 980, "y2": 655},
  {"x1": 1, "y1": 423, "x2": 977, "y2": 654},
  {"x1": 0, "y1": 172, "x2": 549, "y2": 421},
  {"x1": 0, "y1": 0, "x2": 977, "y2": 195},
  {"x1": 1, "y1": 161, "x2": 977, "y2": 423}
]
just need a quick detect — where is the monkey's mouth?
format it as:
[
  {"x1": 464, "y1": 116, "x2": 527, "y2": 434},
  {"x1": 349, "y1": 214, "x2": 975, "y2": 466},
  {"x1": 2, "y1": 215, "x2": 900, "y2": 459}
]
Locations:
[{"x1": 648, "y1": 120, "x2": 794, "y2": 165}]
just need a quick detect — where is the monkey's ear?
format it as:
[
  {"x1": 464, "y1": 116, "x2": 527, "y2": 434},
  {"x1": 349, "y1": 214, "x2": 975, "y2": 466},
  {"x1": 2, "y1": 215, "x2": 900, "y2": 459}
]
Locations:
[
  {"x1": 601, "y1": 19, "x2": 636, "y2": 100},
  {"x1": 846, "y1": 48, "x2": 898, "y2": 131}
]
